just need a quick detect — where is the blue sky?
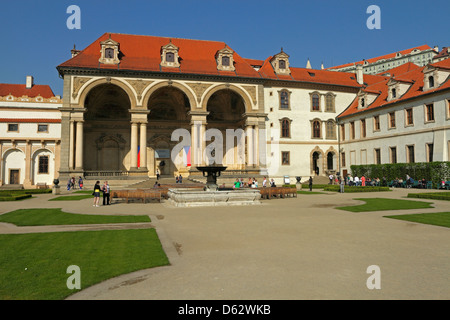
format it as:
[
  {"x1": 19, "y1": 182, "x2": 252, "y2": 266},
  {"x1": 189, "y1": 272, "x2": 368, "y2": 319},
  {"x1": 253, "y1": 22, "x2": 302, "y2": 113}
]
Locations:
[{"x1": 0, "y1": 0, "x2": 449, "y2": 97}]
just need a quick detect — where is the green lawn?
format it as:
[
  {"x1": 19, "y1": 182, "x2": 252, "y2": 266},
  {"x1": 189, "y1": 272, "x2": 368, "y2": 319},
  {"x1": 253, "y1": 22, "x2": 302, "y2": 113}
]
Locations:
[
  {"x1": 49, "y1": 195, "x2": 93, "y2": 201},
  {"x1": 336, "y1": 198, "x2": 434, "y2": 212},
  {"x1": 297, "y1": 190, "x2": 326, "y2": 194},
  {"x1": 0, "y1": 208, "x2": 150, "y2": 226},
  {"x1": 0, "y1": 229, "x2": 169, "y2": 300},
  {"x1": 384, "y1": 212, "x2": 450, "y2": 228}
]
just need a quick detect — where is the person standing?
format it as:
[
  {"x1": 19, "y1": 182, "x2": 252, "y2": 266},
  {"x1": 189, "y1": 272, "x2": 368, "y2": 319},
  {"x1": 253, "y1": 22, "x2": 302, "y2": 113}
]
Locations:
[
  {"x1": 102, "y1": 181, "x2": 110, "y2": 205},
  {"x1": 262, "y1": 176, "x2": 267, "y2": 187},
  {"x1": 309, "y1": 176, "x2": 313, "y2": 191},
  {"x1": 93, "y1": 181, "x2": 101, "y2": 207},
  {"x1": 179, "y1": 174, "x2": 183, "y2": 184},
  {"x1": 156, "y1": 168, "x2": 160, "y2": 180},
  {"x1": 361, "y1": 175, "x2": 366, "y2": 187},
  {"x1": 78, "y1": 176, "x2": 83, "y2": 190}
]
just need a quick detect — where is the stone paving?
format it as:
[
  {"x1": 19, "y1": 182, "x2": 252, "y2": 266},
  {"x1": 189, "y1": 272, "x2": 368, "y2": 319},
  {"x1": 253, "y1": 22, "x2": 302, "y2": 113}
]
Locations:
[{"x1": 1, "y1": 187, "x2": 449, "y2": 300}]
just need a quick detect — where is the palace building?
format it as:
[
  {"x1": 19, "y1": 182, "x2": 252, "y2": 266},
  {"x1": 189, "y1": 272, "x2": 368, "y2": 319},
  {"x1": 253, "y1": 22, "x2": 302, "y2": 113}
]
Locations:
[
  {"x1": 55, "y1": 32, "x2": 388, "y2": 183},
  {"x1": 1, "y1": 32, "x2": 448, "y2": 188}
]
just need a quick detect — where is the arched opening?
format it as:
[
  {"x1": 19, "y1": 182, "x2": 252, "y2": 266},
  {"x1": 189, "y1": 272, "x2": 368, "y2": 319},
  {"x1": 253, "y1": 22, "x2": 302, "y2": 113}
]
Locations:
[
  {"x1": 3, "y1": 149, "x2": 25, "y2": 185},
  {"x1": 83, "y1": 84, "x2": 131, "y2": 171},
  {"x1": 147, "y1": 86, "x2": 191, "y2": 177},
  {"x1": 327, "y1": 152, "x2": 335, "y2": 171},
  {"x1": 206, "y1": 89, "x2": 246, "y2": 168},
  {"x1": 312, "y1": 151, "x2": 322, "y2": 176},
  {"x1": 32, "y1": 149, "x2": 54, "y2": 186}
]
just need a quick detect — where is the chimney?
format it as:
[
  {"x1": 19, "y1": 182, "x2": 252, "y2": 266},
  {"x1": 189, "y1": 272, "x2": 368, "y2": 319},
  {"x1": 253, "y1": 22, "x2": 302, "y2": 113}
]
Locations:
[
  {"x1": 26, "y1": 76, "x2": 34, "y2": 89},
  {"x1": 71, "y1": 44, "x2": 81, "y2": 58},
  {"x1": 434, "y1": 45, "x2": 439, "y2": 52},
  {"x1": 356, "y1": 64, "x2": 364, "y2": 85}
]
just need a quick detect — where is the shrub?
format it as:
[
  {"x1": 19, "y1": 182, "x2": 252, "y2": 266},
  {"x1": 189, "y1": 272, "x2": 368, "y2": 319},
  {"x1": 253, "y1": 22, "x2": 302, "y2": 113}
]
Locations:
[
  {"x1": 323, "y1": 185, "x2": 391, "y2": 193},
  {"x1": 350, "y1": 162, "x2": 450, "y2": 186},
  {"x1": 407, "y1": 192, "x2": 450, "y2": 201}
]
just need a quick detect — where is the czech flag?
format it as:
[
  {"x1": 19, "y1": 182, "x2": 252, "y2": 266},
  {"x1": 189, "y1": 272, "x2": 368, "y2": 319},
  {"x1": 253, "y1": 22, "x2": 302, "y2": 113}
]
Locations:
[
  {"x1": 183, "y1": 146, "x2": 191, "y2": 167},
  {"x1": 137, "y1": 146, "x2": 140, "y2": 168}
]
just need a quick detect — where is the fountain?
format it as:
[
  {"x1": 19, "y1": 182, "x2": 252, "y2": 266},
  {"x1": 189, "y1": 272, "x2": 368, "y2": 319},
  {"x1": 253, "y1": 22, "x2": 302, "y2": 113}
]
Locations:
[{"x1": 167, "y1": 165, "x2": 261, "y2": 207}]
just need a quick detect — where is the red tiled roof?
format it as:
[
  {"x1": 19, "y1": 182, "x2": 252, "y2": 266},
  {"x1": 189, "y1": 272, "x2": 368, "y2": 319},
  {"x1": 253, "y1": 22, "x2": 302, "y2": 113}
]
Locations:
[
  {"x1": 257, "y1": 55, "x2": 387, "y2": 87},
  {"x1": 0, "y1": 84, "x2": 55, "y2": 99},
  {"x1": 375, "y1": 62, "x2": 421, "y2": 77},
  {"x1": 58, "y1": 33, "x2": 262, "y2": 79},
  {"x1": 338, "y1": 59, "x2": 450, "y2": 118},
  {"x1": 327, "y1": 45, "x2": 433, "y2": 70},
  {"x1": 0, "y1": 118, "x2": 61, "y2": 123}
]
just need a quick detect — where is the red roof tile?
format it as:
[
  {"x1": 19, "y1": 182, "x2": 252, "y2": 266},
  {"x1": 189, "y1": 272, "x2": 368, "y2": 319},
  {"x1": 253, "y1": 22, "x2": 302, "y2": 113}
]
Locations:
[
  {"x1": 58, "y1": 33, "x2": 262, "y2": 79},
  {"x1": 0, "y1": 84, "x2": 55, "y2": 99},
  {"x1": 338, "y1": 60, "x2": 450, "y2": 118}
]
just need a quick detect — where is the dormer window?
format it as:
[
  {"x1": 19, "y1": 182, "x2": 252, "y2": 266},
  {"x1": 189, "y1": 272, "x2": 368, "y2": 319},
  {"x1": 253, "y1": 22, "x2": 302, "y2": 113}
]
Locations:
[
  {"x1": 99, "y1": 36, "x2": 120, "y2": 65},
  {"x1": 161, "y1": 40, "x2": 181, "y2": 68},
  {"x1": 391, "y1": 88, "x2": 396, "y2": 98},
  {"x1": 270, "y1": 49, "x2": 290, "y2": 75},
  {"x1": 216, "y1": 46, "x2": 235, "y2": 71}
]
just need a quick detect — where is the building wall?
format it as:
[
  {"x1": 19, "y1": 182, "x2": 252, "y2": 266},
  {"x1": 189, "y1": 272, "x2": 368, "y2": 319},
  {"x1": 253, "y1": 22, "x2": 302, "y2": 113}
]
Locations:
[{"x1": 339, "y1": 91, "x2": 450, "y2": 176}]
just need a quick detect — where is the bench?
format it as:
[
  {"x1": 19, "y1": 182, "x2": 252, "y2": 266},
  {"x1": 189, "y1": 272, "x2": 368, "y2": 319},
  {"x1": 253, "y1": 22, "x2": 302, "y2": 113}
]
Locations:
[
  {"x1": 36, "y1": 183, "x2": 48, "y2": 189},
  {"x1": 111, "y1": 190, "x2": 162, "y2": 203},
  {"x1": 258, "y1": 187, "x2": 297, "y2": 200}
]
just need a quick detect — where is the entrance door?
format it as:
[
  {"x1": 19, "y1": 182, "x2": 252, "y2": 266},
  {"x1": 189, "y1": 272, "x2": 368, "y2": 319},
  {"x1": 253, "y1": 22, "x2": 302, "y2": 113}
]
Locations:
[{"x1": 9, "y1": 169, "x2": 19, "y2": 184}]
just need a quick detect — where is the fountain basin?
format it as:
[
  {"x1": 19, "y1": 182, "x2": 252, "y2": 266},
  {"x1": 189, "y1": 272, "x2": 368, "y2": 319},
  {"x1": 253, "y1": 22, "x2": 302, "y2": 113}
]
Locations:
[{"x1": 167, "y1": 188, "x2": 261, "y2": 207}]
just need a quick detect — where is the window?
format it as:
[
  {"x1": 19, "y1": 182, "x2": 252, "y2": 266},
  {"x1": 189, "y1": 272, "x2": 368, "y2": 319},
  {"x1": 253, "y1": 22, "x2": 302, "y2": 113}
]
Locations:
[
  {"x1": 391, "y1": 88, "x2": 396, "y2": 99},
  {"x1": 280, "y1": 91, "x2": 289, "y2": 109},
  {"x1": 327, "y1": 153, "x2": 334, "y2": 170},
  {"x1": 281, "y1": 151, "x2": 290, "y2": 165},
  {"x1": 390, "y1": 147, "x2": 397, "y2": 164},
  {"x1": 407, "y1": 145, "x2": 415, "y2": 163},
  {"x1": 360, "y1": 98, "x2": 365, "y2": 108},
  {"x1": 38, "y1": 156, "x2": 49, "y2": 174},
  {"x1": 361, "y1": 119, "x2": 366, "y2": 138},
  {"x1": 326, "y1": 121, "x2": 336, "y2": 139},
  {"x1": 222, "y1": 56, "x2": 230, "y2": 66},
  {"x1": 429, "y1": 76, "x2": 435, "y2": 88},
  {"x1": 340, "y1": 124, "x2": 345, "y2": 141},
  {"x1": 105, "y1": 48, "x2": 114, "y2": 59},
  {"x1": 37, "y1": 124, "x2": 48, "y2": 132},
  {"x1": 350, "y1": 121, "x2": 355, "y2": 139},
  {"x1": 281, "y1": 119, "x2": 290, "y2": 138},
  {"x1": 373, "y1": 115, "x2": 380, "y2": 131},
  {"x1": 312, "y1": 121, "x2": 321, "y2": 138},
  {"x1": 325, "y1": 94, "x2": 334, "y2": 112},
  {"x1": 374, "y1": 148, "x2": 381, "y2": 164},
  {"x1": 425, "y1": 103, "x2": 434, "y2": 122},
  {"x1": 389, "y1": 112, "x2": 396, "y2": 128},
  {"x1": 406, "y1": 108, "x2": 414, "y2": 126},
  {"x1": 279, "y1": 60, "x2": 286, "y2": 69},
  {"x1": 311, "y1": 93, "x2": 320, "y2": 111},
  {"x1": 427, "y1": 143, "x2": 434, "y2": 162},
  {"x1": 341, "y1": 152, "x2": 346, "y2": 167},
  {"x1": 8, "y1": 123, "x2": 18, "y2": 132},
  {"x1": 166, "y1": 52, "x2": 175, "y2": 63}
]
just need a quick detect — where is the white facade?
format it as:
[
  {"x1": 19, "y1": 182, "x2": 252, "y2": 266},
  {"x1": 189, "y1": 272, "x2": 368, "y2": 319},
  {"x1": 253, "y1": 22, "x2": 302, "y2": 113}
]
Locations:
[{"x1": 0, "y1": 82, "x2": 62, "y2": 188}]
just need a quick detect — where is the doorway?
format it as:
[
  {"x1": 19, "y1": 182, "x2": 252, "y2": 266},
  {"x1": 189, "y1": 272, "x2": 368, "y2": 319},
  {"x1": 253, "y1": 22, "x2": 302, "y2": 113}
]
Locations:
[{"x1": 9, "y1": 169, "x2": 20, "y2": 184}]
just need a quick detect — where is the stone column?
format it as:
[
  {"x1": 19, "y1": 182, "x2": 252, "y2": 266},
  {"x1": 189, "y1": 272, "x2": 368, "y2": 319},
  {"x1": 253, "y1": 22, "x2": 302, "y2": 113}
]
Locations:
[
  {"x1": 75, "y1": 121, "x2": 84, "y2": 170},
  {"x1": 139, "y1": 122, "x2": 147, "y2": 169},
  {"x1": 130, "y1": 121, "x2": 139, "y2": 170},
  {"x1": 245, "y1": 125, "x2": 254, "y2": 167},
  {"x1": 68, "y1": 120, "x2": 74, "y2": 170},
  {"x1": 23, "y1": 140, "x2": 32, "y2": 188},
  {"x1": 189, "y1": 111, "x2": 209, "y2": 167}
]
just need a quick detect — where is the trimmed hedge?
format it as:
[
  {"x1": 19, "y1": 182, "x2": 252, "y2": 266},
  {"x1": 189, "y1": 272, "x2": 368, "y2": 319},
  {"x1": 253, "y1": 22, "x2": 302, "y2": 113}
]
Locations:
[
  {"x1": 301, "y1": 184, "x2": 329, "y2": 189},
  {"x1": 0, "y1": 194, "x2": 32, "y2": 201},
  {"x1": 350, "y1": 162, "x2": 450, "y2": 186},
  {"x1": 407, "y1": 192, "x2": 450, "y2": 201},
  {"x1": 323, "y1": 185, "x2": 391, "y2": 193}
]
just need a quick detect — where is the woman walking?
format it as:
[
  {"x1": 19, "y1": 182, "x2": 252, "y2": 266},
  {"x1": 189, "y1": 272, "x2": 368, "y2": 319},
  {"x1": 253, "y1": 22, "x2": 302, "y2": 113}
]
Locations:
[{"x1": 93, "y1": 180, "x2": 101, "y2": 207}]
